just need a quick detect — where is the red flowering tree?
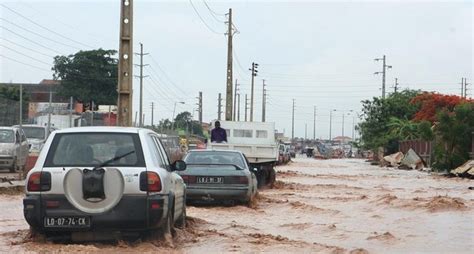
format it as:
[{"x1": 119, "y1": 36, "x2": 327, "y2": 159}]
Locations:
[{"x1": 410, "y1": 93, "x2": 472, "y2": 123}]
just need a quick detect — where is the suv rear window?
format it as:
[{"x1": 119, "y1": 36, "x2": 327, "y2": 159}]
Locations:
[{"x1": 44, "y1": 132, "x2": 145, "y2": 167}]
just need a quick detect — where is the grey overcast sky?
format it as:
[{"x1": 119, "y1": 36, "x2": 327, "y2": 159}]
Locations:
[{"x1": 0, "y1": 0, "x2": 472, "y2": 138}]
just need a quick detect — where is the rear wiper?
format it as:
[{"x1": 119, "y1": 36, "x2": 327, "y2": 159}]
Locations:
[{"x1": 93, "y1": 150, "x2": 135, "y2": 170}]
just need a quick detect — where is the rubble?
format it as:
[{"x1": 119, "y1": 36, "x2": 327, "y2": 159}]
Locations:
[
  {"x1": 399, "y1": 149, "x2": 424, "y2": 170},
  {"x1": 383, "y1": 152, "x2": 404, "y2": 167},
  {"x1": 450, "y1": 160, "x2": 474, "y2": 179}
]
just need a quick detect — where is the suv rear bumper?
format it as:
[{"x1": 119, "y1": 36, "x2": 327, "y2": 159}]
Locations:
[{"x1": 23, "y1": 194, "x2": 168, "y2": 232}]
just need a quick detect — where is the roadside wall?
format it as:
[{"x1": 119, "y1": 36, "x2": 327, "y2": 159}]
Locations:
[{"x1": 399, "y1": 140, "x2": 433, "y2": 166}]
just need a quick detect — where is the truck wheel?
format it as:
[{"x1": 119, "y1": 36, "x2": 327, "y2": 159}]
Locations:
[
  {"x1": 268, "y1": 168, "x2": 276, "y2": 188},
  {"x1": 175, "y1": 199, "x2": 186, "y2": 229},
  {"x1": 9, "y1": 160, "x2": 17, "y2": 173}
]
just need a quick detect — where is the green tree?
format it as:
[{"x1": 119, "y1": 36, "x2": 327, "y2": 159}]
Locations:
[
  {"x1": 433, "y1": 103, "x2": 474, "y2": 170},
  {"x1": 387, "y1": 117, "x2": 433, "y2": 141},
  {"x1": 358, "y1": 89, "x2": 421, "y2": 154},
  {"x1": 174, "y1": 111, "x2": 203, "y2": 136},
  {"x1": 52, "y1": 49, "x2": 118, "y2": 108}
]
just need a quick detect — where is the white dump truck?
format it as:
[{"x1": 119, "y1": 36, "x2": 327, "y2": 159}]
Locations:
[{"x1": 207, "y1": 121, "x2": 278, "y2": 188}]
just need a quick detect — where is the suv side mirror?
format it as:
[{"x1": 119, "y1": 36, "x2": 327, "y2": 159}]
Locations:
[{"x1": 172, "y1": 160, "x2": 187, "y2": 171}]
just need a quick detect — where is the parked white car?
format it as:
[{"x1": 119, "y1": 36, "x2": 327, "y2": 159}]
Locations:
[
  {"x1": 23, "y1": 127, "x2": 187, "y2": 240},
  {"x1": 14, "y1": 124, "x2": 57, "y2": 153},
  {"x1": 0, "y1": 126, "x2": 29, "y2": 172}
]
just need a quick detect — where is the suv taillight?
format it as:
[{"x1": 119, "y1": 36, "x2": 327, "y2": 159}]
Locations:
[
  {"x1": 27, "y1": 172, "x2": 51, "y2": 192},
  {"x1": 140, "y1": 172, "x2": 162, "y2": 192}
]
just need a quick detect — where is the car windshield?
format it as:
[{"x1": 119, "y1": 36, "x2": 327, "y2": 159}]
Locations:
[
  {"x1": 22, "y1": 127, "x2": 46, "y2": 139},
  {"x1": 0, "y1": 130, "x2": 14, "y2": 143},
  {"x1": 185, "y1": 151, "x2": 246, "y2": 169},
  {"x1": 44, "y1": 132, "x2": 145, "y2": 167}
]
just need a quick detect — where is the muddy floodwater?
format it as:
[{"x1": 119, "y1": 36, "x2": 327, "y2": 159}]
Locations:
[{"x1": 0, "y1": 158, "x2": 473, "y2": 253}]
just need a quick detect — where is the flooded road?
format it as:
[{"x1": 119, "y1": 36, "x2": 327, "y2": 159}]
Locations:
[{"x1": 0, "y1": 157, "x2": 472, "y2": 253}]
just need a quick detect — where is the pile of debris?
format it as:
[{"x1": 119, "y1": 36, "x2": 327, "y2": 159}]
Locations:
[
  {"x1": 381, "y1": 148, "x2": 426, "y2": 170},
  {"x1": 450, "y1": 160, "x2": 474, "y2": 179}
]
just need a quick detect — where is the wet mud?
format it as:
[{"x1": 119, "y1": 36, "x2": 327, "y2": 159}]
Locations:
[{"x1": 0, "y1": 158, "x2": 472, "y2": 253}]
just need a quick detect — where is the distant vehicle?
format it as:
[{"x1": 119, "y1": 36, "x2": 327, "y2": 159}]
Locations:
[
  {"x1": 207, "y1": 121, "x2": 278, "y2": 188},
  {"x1": 23, "y1": 127, "x2": 187, "y2": 240},
  {"x1": 14, "y1": 125, "x2": 57, "y2": 153},
  {"x1": 0, "y1": 126, "x2": 29, "y2": 172},
  {"x1": 180, "y1": 150, "x2": 258, "y2": 206},
  {"x1": 158, "y1": 134, "x2": 185, "y2": 164},
  {"x1": 289, "y1": 147, "x2": 296, "y2": 158}
]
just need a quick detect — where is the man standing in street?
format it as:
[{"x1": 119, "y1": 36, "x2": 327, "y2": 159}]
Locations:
[{"x1": 211, "y1": 121, "x2": 227, "y2": 143}]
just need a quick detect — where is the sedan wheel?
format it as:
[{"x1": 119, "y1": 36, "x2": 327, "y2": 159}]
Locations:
[{"x1": 175, "y1": 199, "x2": 186, "y2": 229}]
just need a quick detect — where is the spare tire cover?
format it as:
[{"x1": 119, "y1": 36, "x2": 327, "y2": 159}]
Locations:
[{"x1": 64, "y1": 168, "x2": 124, "y2": 214}]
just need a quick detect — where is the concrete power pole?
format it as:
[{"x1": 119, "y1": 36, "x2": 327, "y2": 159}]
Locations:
[
  {"x1": 465, "y1": 79, "x2": 470, "y2": 98},
  {"x1": 135, "y1": 43, "x2": 148, "y2": 127},
  {"x1": 117, "y1": 0, "x2": 133, "y2": 126},
  {"x1": 291, "y1": 99, "x2": 295, "y2": 140},
  {"x1": 305, "y1": 123, "x2": 307, "y2": 140},
  {"x1": 262, "y1": 79, "x2": 266, "y2": 122},
  {"x1": 313, "y1": 106, "x2": 316, "y2": 140},
  {"x1": 461, "y1": 78, "x2": 465, "y2": 98},
  {"x1": 198, "y1": 92, "x2": 203, "y2": 124},
  {"x1": 150, "y1": 102, "x2": 154, "y2": 127},
  {"x1": 233, "y1": 79, "x2": 239, "y2": 121},
  {"x1": 225, "y1": 8, "x2": 234, "y2": 121},
  {"x1": 374, "y1": 55, "x2": 392, "y2": 99},
  {"x1": 249, "y1": 62, "x2": 258, "y2": 121},
  {"x1": 392, "y1": 78, "x2": 399, "y2": 93},
  {"x1": 237, "y1": 93, "x2": 241, "y2": 121},
  {"x1": 217, "y1": 93, "x2": 222, "y2": 120},
  {"x1": 244, "y1": 94, "x2": 248, "y2": 122}
]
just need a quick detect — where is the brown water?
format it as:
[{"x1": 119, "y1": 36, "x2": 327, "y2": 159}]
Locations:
[{"x1": 0, "y1": 158, "x2": 472, "y2": 253}]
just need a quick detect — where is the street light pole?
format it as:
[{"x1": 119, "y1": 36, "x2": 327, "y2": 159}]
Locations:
[{"x1": 171, "y1": 101, "x2": 185, "y2": 130}]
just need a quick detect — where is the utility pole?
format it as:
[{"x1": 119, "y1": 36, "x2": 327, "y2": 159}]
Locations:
[
  {"x1": 19, "y1": 83, "x2": 22, "y2": 128},
  {"x1": 392, "y1": 78, "x2": 399, "y2": 93},
  {"x1": 237, "y1": 92, "x2": 241, "y2": 121},
  {"x1": 134, "y1": 43, "x2": 149, "y2": 127},
  {"x1": 262, "y1": 79, "x2": 266, "y2": 122},
  {"x1": 150, "y1": 102, "x2": 154, "y2": 127},
  {"x1": 198, "y1": 92, "x2": 203, "y2": 124},
  {"x1": 460, "y1": 78, "x2": 465, "y2": 98},
  {"x1": 217, "y1": 93, "x2": 222, "y2": 120},
  {"x1": 244, "y1": 94, "x2": 248, "y2": 122},
  {"x1": 465, "y1": 79, "x2": 470, "y2": 98},
  {"x1": 69, "y1": 96, "x2": 73, "y2": 128},
  {"x1": 374, "y1": 55, "x2": 392, "y2": 99},
  {"x1": 249, "y1": 62, "x2": 258, "y2": 121},
  {"x1": 47, "y1": 89, "x2": 52, "y2": 134},
  {"x1": 225, "y1": 8, "x2": 234, "y2": 121},
  {"x1": 117, "y1": 0, "x2": 133, "y2": 126},
  {"x1": 329, "y1": 109, "x2": 335, "y2": 141},
  {"x1": 313, "y1": 106, "x2": 316, "y2": 140},
  {"x1": 233, "y1": 79, "x2": 239, "y2": 121},
  {"x1": 291, "y1": 99, "x2": 295, "y2": 140}
]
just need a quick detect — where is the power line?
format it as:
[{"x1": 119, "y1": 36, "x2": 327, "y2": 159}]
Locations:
[
  {"x1": 188, "y1": 0, "x2": 223, "y2": 35},
  {"x1": 0, "y1": 18, "x2": 81, "y2": 50},
  {"x1": 0, "y1": 25, "x2": 63, "y2": 55},
  {"x1": 0, "y1": 37, "x2": 54, "y2": 58},
  {"x1": 202, "y1": 0, "x2": 226, "y2": 23},
  {"x1": 148, "y1": 55, "x2": 190, "y2": 96},
  {"x1": 0, "y1": 3, "x2": 94, "y2": 49},
  {"x1": 1, "y1": 44, "x2": 52, "y2": 66},
  {"x1": 0, "y1": 54, "x2": 51, "y2": 72}
]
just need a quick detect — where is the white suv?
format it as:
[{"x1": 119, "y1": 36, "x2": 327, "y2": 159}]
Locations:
[{"x1": 23, "y1": 127, "x2": 187, "y2": 240}]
